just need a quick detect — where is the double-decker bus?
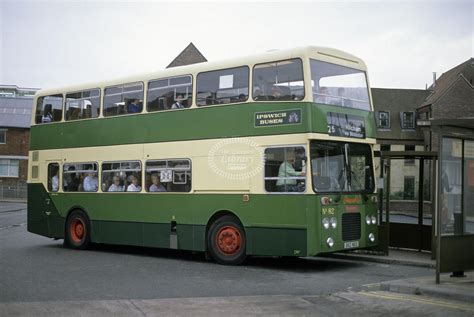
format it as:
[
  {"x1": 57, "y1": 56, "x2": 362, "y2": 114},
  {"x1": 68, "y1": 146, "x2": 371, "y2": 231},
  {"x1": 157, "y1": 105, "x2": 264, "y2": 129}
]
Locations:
[{"x1": 28, "y1": 46, "x2": 378, "y2": 265}]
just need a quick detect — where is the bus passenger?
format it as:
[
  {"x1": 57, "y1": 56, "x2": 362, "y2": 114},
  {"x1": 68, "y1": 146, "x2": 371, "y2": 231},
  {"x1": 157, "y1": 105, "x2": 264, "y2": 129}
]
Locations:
[
  {"x1": 271, "y1": 86, "x2": 282, "y2": 99},
  {"x1": 41, "y1": 104, "x2": 53, "y2": 123},
  {"x1": 127, "y1": 99, "x2": 142, "y2": 113},
  {"x1": 83, "y1": 169, "x2": 98, "y2": 192},
  {"x1": 108, "y1": 175, "x2": 124, "y2": 192},
  {"x1": 64, "y1": 166, "x2": 80, "y2": 191},
  {"x1": 127, "y1": 175, "x2": 141, "y2": 192},
  {"x1": 315, "y1": 87, "x2": 329, "y2": 104},
  {"x1": 338, "y1": 87, "x2": 352, "y2": 107},
  {"x1": 51, "y1": 168, "x2": 59, "y2": 192},
  {"x1": 149, "y1": 173, "x2": 166, "y2": 192},
  {"x1": 172, "y1": 95, "x2": 185, "y2": 109},
  {"x1": 276, "y1": 151, "x2": 305, "y2": 192}
]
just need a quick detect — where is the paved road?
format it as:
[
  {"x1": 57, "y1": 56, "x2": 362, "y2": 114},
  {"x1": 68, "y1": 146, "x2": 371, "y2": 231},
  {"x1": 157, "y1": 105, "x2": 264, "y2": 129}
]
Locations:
[{"x1": 1, "y1": 202, "x2": 472, "y2": 316}]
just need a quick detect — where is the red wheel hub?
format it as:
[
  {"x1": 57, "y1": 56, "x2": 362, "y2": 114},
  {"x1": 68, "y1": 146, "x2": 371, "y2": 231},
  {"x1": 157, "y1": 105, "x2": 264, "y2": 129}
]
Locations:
[
  {"x1": 70, "y1": 218, "x2": 85, "y2": 243},
  {"x1": 216, "y1": 226, "x2": 242, "y2": 255}
]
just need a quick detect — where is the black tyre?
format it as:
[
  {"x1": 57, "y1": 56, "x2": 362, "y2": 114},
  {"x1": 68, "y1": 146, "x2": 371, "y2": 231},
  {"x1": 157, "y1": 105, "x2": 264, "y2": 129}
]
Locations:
[
  {"x1": 65, "y1": 210, "x2": 91, "y2": 250},
  {"x1": 207, "y1": 215, "x2": 246, "y2": 265}
]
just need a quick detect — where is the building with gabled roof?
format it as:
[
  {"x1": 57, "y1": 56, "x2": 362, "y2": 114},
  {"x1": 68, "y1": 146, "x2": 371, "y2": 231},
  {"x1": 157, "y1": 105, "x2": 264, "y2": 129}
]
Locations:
[
  {"x1": 166, "y1": 42, "x2": 207, "y2": 68},
  {"x1": 417, "y1": 58, "x2": 473, "y2": 151}
]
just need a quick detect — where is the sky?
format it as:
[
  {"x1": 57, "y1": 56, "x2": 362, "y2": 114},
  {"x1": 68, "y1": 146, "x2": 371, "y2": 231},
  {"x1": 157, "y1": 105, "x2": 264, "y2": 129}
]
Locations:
[{"x1": 0, "y1": 0, "x2": 472, "y2": 90}]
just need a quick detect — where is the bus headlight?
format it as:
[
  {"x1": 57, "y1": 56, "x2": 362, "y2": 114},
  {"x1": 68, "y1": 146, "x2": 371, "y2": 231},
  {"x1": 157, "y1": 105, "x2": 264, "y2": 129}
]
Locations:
[
  {"x1": 322, "y1": 218, "x2": 330, "y2": 229},
  {"x1": 371, "y1": 215, "x2": 377, "y2": 225},
  {"x1": 330, "y1": 217, "x2": 337, "y2": 229},
  {"x1": 327, "y1": 237, "x2": 334, "y2": 248},
  {"x1": 369, "y1": 233, "x2": 375, "y2": 242},
  {"x1": 366, "y1": 215, "x2": 371, "y2": 225}
]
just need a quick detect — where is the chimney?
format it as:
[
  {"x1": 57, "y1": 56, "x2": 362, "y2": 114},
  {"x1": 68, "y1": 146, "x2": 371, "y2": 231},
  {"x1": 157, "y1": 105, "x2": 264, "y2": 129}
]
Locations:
[{"x1": 432, "y1": 72, "x2": 437, "y2": 88}]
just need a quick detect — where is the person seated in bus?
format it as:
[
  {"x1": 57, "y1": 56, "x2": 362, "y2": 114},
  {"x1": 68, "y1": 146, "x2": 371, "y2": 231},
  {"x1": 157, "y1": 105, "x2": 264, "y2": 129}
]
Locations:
[
  {"x1": 41, "y1": 104, "x2": 53, "y2": 123},
  {"x1": 149, "y1": 173, "x2": 166, "y2": 192},
  {"x1": 171, "y1": 95, "x2": 185, "y2": 109},
  {"x1": 51, "y1": 168, "x2": 59, "y2": 192},
  {"x1": 338, "y1": 87, "x2": 352, "y2": 107},
  {"x1": 127, "y1": 174, "x2": 141, "y2": 192},
  {"x1": 238, "y1": 93, "x2": 247, "y2": 102},
  {"x1": 127, "y1": 98, "x2": 142, "y2": 113},
  {"x1": 64, "y1": 166, "x2": 80, "y2": 191},
  {"x1": 108, "y1": 175, "x2": 124, "y2": 192},
  {"x1": 276, "y1": 151, "x2": 305, "y2": 192},
  {"x1": 253, "y1": 87, "x2": 265, "y2": 100},
  {"x1": 315, "y1": 87, "x2": 330, "y2": 104},
  {"x1": 270, "y1": 86, "x2": 282, "y2": 100},
  {"x1": 83, "y1": 169, "x2": 98, "y2": 192}
]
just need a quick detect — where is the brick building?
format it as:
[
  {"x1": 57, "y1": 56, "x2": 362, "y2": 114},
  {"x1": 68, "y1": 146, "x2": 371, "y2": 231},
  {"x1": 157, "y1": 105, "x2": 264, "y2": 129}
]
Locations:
[
  {"x1": 372, "y1": 88, "x2": 430, "y2": 200},
  {"x1": 0, "y1": 86, "x2": 38, "y2": 192},
  {"x1": 417, "y1": 58, "x2": 474, "y2": 151}
]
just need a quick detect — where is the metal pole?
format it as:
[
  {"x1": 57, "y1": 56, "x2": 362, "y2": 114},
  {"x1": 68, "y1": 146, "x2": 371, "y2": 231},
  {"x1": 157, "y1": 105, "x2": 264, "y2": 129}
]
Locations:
[
  {"x1": 436, "y1": 132, "x2": 442, "y2": 284},
  {"x1": 385, "y1": 158, "x2": 391, "y2": 255},
  {"x1": 378, "y1": 157, "x2": 384, "y2": 224},
  {"x1": 431, "y1": 157, "x2": 437, "y2": 260},
  {"x1": 418, "y1": 158, "x2": 424, "y2": 252}
]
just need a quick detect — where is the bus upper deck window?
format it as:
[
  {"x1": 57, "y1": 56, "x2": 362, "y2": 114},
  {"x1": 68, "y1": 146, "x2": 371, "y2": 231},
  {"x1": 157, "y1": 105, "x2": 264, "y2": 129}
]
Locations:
[
  {"x1": 147, "y1": 75, "x2": 193, "y2": 112},
  {"x1": 196, "y1": 66, "x2": 249, "y2": 107},
  {"x1": 65, "y1": 89, "x2": 100, "y2": 121},
  {"x1": 252, "y1": 59, "x2": 304, "y2": 102},
  {"x1": 35, "y1": 94, "x2": 63, "y2": 124},
  {"x1": 104, "y1": 82, "x2": 144, "y2": 117}
]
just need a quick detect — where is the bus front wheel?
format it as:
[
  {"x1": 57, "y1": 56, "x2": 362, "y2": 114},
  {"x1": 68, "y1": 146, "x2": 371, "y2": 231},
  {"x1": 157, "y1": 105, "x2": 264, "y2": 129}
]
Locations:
[
  {"x1": 65, "y1": 210, "x2": 91, "y2": 250},
  {"x1": 207, "y1": 215, "x2": 246, "y2": 265}
]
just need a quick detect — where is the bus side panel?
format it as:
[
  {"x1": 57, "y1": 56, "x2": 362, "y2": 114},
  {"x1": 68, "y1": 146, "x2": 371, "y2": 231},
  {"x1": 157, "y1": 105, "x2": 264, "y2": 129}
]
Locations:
[
  {"x1": 246, "y1": 227, "x2": 307, "y2": 256},
  {"x1": 48, "y1": 193, "x2": 311, "y2": 256},
  {"x1": 27, "y1": 183, "x2": 64, "y2": 239}
]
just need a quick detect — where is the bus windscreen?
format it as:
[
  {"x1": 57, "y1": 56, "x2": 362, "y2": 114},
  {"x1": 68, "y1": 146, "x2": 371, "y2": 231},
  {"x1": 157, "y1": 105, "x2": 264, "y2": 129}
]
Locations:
[{"x1": 310, "y1": 59, "x2": 370, "y2": 111}]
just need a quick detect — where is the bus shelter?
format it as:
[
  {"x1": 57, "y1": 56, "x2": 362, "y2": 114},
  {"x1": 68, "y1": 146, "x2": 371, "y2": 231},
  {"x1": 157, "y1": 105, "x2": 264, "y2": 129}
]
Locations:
[
  {"x1": 433, "y1": 119, "x2": 474, "y2": 283},
  {"x1": 376, "y1": 151, "x2": 437, "y2": 255}
]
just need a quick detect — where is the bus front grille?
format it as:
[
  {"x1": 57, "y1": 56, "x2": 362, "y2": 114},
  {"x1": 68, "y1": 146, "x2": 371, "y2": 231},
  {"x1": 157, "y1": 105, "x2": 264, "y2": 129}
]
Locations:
[{"x1": 342, "y1": 213, "x2": 361, "y2": 241}]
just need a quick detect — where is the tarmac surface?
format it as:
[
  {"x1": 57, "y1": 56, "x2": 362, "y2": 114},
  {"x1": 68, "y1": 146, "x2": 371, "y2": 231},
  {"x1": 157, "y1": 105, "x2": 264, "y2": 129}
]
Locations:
[{"x1": 1, "y1": 201, "x2": 473, "y2": 316}]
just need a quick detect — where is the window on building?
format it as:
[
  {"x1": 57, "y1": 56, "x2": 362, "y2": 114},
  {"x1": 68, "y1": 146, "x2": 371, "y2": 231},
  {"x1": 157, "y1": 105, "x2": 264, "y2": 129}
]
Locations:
[
  {"x1": 403, "y1": 176, "x2": 415, "y2": 200},
  {"x1": 264, "y1": 147, "x2": 306, "y2": 193},
  {"x1": 0, "y1": 159, "x2": 19, "y2": 177},
  {"x1": 63, "y1": 163, "x2": 98, "y2": 192},
  {"x1": 405, "y1": 145, "x2": 416, "y2": 165},
  {"x1": 197, "y1": 66, "x2": 249, "y2": 106},
  {"x1": 145, "y1": 159, "x2": 191, "y2": 192},
  {"x1": 147, "y1": 75, "x2": 192, "y2": 111},
  {"x1": 380, "y1": 144, "x2": 391, "y2": 152},
  {"x1": 101, "y1": 161, "x2": 142, "y2": 192},
  {"x1": 104, "y1": 82, "x2": 144, "y2": 117},
  {"x1": 48, "y1": 163, "x2": 59, "y2": 192},
  {"x1": 0, "y1": 129, "x2": 6, "y2": 144},
  {"x1": 401, "y1": 111, "x2": 415, "y2": 129},
  {"x1": 35, "y1": 94, "x2": 63, "y2": 124},
  {"x1": 377, "y1": 111, "x2": 390, "y2": 129},
  {"x1": 65, "y1": 89, "x2": 101, "y2": 121},
  {"x1": 253, "y1": 59, "x2": 304, "y2": 101}
]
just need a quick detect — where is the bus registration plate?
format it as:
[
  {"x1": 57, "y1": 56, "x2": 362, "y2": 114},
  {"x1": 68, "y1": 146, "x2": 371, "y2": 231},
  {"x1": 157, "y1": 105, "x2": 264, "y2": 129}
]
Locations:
[{"x1": 344, "y1": 241, "x2": 359, "y2": 249}]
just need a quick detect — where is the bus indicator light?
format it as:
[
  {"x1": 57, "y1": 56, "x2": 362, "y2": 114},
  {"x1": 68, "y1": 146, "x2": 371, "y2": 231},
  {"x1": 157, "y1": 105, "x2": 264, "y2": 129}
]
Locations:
[{"x1": 321, "y1": 196, "x2": 332, "y2": 205}]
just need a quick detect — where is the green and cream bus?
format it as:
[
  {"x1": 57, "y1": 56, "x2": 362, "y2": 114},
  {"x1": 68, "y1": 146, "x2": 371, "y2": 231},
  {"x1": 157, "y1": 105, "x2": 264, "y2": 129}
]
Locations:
[{"x1": 28, "y1": 46, "x2": 378, "y2": 265}]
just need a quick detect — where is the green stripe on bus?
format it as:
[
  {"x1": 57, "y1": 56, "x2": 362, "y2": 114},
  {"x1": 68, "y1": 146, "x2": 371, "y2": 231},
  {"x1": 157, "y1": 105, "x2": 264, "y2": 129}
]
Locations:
[{"x1": 30, "y1": 103, "x2": 375, "y2": 150}]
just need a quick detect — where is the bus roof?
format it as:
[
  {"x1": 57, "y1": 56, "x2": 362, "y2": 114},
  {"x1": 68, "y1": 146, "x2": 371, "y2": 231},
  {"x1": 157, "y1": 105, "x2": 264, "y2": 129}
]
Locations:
[{"x1": 35, "y1": 46, "x2": 368, "y2": 97}]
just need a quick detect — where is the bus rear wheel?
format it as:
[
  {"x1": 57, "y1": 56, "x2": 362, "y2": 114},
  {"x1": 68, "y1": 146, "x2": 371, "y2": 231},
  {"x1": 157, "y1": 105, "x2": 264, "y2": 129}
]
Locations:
[
  {"x1": 65, "y1": 210, "x2": 91, "y2": 250},
  {"x1": 208, "y1": 215, "x2": 246, "y2": 265}
]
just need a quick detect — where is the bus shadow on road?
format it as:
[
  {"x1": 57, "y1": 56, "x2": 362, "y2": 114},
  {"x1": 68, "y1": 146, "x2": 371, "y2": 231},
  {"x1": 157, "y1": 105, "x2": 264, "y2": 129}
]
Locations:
[{"x1": 43, "y1": 241, "x2": 364, "y2": 272}]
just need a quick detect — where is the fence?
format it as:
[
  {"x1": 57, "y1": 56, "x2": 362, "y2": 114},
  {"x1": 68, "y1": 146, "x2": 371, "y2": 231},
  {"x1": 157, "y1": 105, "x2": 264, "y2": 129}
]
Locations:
[{"x1": 0, "y1": 184, "x2": 27, "y2": 200}]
